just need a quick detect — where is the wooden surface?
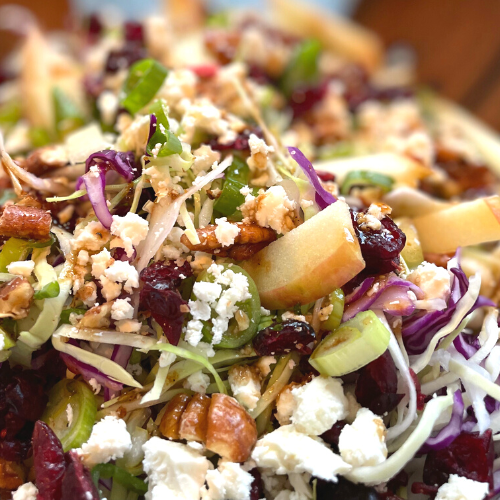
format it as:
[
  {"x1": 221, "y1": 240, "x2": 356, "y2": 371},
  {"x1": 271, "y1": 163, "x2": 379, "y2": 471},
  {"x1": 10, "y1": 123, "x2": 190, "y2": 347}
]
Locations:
[{"x1": 354, "y1": 0, "x2": 500, "y2": 130}]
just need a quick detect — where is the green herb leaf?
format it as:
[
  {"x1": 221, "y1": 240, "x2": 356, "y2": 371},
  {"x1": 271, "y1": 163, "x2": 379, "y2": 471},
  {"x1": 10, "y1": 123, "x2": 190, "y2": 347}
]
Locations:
[{"x1": 34, "y1": 281, "x2": 60, "y2": 300}]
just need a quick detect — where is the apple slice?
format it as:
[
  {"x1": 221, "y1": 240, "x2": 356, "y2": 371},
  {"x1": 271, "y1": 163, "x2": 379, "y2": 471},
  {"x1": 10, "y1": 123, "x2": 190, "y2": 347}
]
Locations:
[
  {"x1": 384, "y1": 187, "x2": 452, "y2": 218},
  {"x1": 412, "y1": 196, "x2": 500, "y2": 254},
  {"x1": 243, "y1": 200, "x2": 365, "y2": 310},
  {"x1": 314, "y1": 153, "x2": 431, "y2": 189}
]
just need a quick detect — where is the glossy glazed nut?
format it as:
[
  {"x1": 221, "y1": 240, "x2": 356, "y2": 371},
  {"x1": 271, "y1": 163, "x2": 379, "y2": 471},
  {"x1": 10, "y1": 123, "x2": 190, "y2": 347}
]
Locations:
[
  {"x1": 179, "y1": 393, "x2": 211, "y2": 442},
  {"x1": 206, "y1": 393, "x2": 257, "y2": 463},
  {"x1": 159, "y1": 394, "x2": 192, "y2": 440},
  {"x1": 0, "y1": 277, "x2": 34, "y2": 320},
  {"x1": 0, "y1": 458, "x2": 25, "y2": 490},
  {"x1": 0, "y1": 205, "x2": 52, "y2": 240}
]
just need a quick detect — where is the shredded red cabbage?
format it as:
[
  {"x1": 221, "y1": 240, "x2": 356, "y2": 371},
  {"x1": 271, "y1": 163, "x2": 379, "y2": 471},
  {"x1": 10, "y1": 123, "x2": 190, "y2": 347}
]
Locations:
[
  {"x1": 60, "y1": 352, "x2": 123, "y2": 392},
  {"x1": 402, "y1": 255, "x2": 495, "y2": 355},
  {"x1": 287, "y1": 146, "x2": 336, "y2": 209},
  {"x1": 77, "y1": 168, "x2": 113, "y2": 229},
  {"x1": 344, "y1": 277, "x2": 375, "y2": 305},
  {"x1": 148, "y1": 114, "x2": 157, "y2": 143},
  {"x1": 453, "y1": 333, "x2": 480, "y2": 360},
  {"x1": 104, "y1": 344, "x2": 133, "y2": 401},
  {"x1": 420, "y1": 390, "x2": 464, "y2": 453},
  {"x1": 85, "y1": 150, "x2": 138, "y2": 182},
  {"x1": 342, "y1": 273, "x2": 424, "y2": 322}
]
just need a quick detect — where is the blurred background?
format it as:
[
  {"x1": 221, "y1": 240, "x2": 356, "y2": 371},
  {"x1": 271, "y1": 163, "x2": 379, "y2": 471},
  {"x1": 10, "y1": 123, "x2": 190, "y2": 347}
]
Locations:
[{"x1": 1, "y1": 0, "x2": 500, "y2": 129}]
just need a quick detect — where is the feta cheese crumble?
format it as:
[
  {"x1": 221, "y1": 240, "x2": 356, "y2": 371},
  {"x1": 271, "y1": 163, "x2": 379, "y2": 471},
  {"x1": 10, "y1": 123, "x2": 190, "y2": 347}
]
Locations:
[
  {"x1": 228, "y1": 365, "x2": 262, "y2": 410},
  {"x1": 214, "y1": 217, "x2": 240, "y2": 247},
  {"x1": 435, "y1": 474, "x2": 489, "y2": 500},
  {"x1": 111, "y1": 298, "x2": 134, "y2": 321},
  {"x1": 12, "y1": 482, "x2": 38, "y2": 500},
  {"x1": 291, "y1": 376, "x2": 348, "y2": 435},
  {"x1": 7, "y1": 260, "x2": 35, "y2": 278},
  {"x1": 251, "y1": 425, "x2": 351, "y2": 481},
  {"x1": 76, "y1": 415, "x2": 132, "y2": 467},
  {"x1": 103, "y1": 260, "x2": 139, "y2": 293},
  {"x1": 183, "y1": 370, "x2": 210, "y2": 394},
  {"x1": 142, "y1": 437, "x2": 210, "y2": 500},
  {"x1": 338, "y1": 408, "x2": 388, "y2": 467},
  {"x1": 110, "y1": 212, "x2": 149, "y2": 257},
  {"x1": 406, "y1": 262, "x2": 451, "y2": 301},
  {"x1": 202, "y1": 461, "x2": 254, "y2": 500}
]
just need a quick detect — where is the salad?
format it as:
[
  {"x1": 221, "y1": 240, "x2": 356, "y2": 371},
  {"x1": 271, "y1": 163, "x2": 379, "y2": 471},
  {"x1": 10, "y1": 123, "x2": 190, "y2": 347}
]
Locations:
[{"x1": 1, "y1": 1, "x2": 500, "y2": 499}]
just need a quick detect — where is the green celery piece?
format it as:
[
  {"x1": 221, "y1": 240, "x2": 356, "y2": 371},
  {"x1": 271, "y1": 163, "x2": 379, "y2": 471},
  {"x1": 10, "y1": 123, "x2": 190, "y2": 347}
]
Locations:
[
  {"x1": 0, "y1": 327, "x2": 15, "y2": 350},
  {"x1": 0, "y1": 238, "x2": 30, "y2": 273},
  {"x1": 92, "y1": 463, "x2": 147, "y2": 495},
  {"x1": 59, "y1": 308, "x2": 87, "y2": 325},
  {"x1": 225, "y1": 156, "x2": 250, "y2": 184},
  {"x1": 213, "y1": 177, "x2": 246, "y2": 217},
  {"x1": 341, "y1": 170, "x2": 394, "y2": 195},
  {"x1": 146, "y1": 129, "x2": 182, "y2": 157},
  {"x1": 321, "y1": 289, "x2": 345, "y2": 331},
  {"x1": 148, "y1": 99, "x2": 170, "y2": 130}
]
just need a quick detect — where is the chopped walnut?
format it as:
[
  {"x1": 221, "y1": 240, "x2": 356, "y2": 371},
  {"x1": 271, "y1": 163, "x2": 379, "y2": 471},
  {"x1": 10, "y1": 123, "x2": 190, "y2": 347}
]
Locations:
[
  {"x1": 0, "y1": 277, "x2": 34, "y2": 320},
  {"x1": 78, "y1": 302, "x2": 113, "y2": 329}
]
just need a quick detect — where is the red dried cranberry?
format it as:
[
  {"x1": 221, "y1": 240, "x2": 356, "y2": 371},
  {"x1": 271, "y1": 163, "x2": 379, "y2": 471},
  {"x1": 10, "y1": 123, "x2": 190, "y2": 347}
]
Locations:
[
  {"x1": 253, "y1": 320, "x2": 316, "y2": 356},
  {"x1": 105, "y1": 44, "x2": 147, "y2": 74},
  {"x1": 248, "y1": 468, "x2": 265, "y2": 500},
  {"x1": 189, "y1": 64, "x2": 219, "y2": 79},
  {"x1": 0, "y1": 438, "x2": 30, "y2": 462},
  {"x1": 355, "y1": 351, "x2": 404, "y2": 415},
  {"x1": 209, "y1": 128, "x2": 264, "y2": 152},
  {"x1": 386, "y1": 470, "x2": 408, "y2": 497},
  {"x1": 5, "y1": 371, "x2": 47, "y2": 421},
  {"x1": 289, "y1": 83, "x2": 327, "y2": 118},
  {"x1": 423, "y1": 430, "x2": 494, "y2": 489},
  {"x1": 140, "y1": 260, "x2": 192, "y2": 289},
  {"x1": 316, "y1": 477, "x2": 380, "y2": 500},
  {"x1": 316, "y1": 171, "x2": 336, "y2": 182},
  {"x1": 33, "y1": 421, "x2": 66, "y2": 500},
  {"x1": 409, "y1": 368, "x2": 426, "y2": 411},
  {"x1": 320, "y1": 420, "x2": 347, "y2": 453},
  {"x1": 411, "y1": 482, "x2": 439, "y2": 496},
  {"x1": 123, "y1": 21, "x2": 144, "y2": 45},
  {"x1": 86, "y1": 14, "x2": 103, "y2": 44},
  {"x1": 61, "y1": 451, "x2": 99, "y2": 500},
  {"x1": 139, "y1": 261, "x2": 193, "y2": 345},
  {"x1": 350, "y1": 210, "x2": 406, "y2": 277}
]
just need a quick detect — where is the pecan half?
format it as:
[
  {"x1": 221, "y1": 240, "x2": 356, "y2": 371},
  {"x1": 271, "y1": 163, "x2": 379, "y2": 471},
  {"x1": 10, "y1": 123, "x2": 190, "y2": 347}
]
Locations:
[
  {"x1": 0, "y1": 277, "x2": 34, "y2": 319},
  {"x1": 0, "y1": 457, "x2": 25, "y2": 490},
  {"x1": 181, "y1": 223, "x2": 276, "y2": 256},
  {"x1": 23, "y1": 145, "x2": 68, "y2": 176},
  {"x1": 159, "y1": 394, "x2": 192, "y2": 440},
  {"x1": 179, "y1": 393, "x2": 211, "y2": 442},
  {"x1": 0, "y1": 205, "x2": 52, "y2": 240},
  {"x1": 206, "y1": 393, "x2": 257, "y2": 462}
]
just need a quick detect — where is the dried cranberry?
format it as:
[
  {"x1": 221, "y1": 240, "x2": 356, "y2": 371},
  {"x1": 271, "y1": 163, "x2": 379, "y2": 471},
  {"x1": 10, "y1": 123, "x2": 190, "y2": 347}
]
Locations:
[
  {"x1": 248, "y1": 468, "x2": 265, "y2": 500},
  {"x1": 61, "y1": 451, "x2": 100, "y2": 500},
  {"x1": 386, "y1": 470, "x2": 408, "y2": 496},
  {"x1": 5, "y1": 371, "x2": 47, "y2": 421},
  {"x1": 253, "y1": 320, "x2": 316, "y2": 356},
  {"x1": 86, "y1": 14, "x2": 103, "y2": 44},
  {"x1": 409, "y1": 368, "x2": 426, "y2": 411},
  {"x1": 351, "y1": 210, "x2": 406, "y2": 277},
  {"x1": 0, "y1": 438, "x2": 30, "y2": 462},
  {"x1": 316, "y1": 171, "x2": 336, "y2": 182},
  {"x1": 423, "y1": 430, "x2": 494, "y2": 488},
  {"x1": 289, "y1": 83, "x2": 328, "y2": 118},
  {"x1": 140, "y1": 260, "x2": 192, "y2": 289},
  {"x1": 411, "y1": 482, "x2": 439, "y2": 496},
  {"x1": 139, "y1": 260, "x2": 193, "y2": 345},
  {"x1": 355, "y1": 351, "x2": 404, "y2": 415},
  {"x1": 320, "y1": 420, "x2": 347, "y2": 453},
  {"x1": 316, "y1": 477, "x2": 380, "y2": 500},
  {"x1": 123, "y1": 21, "x2": 144, "y2": 45},
  {"x1": 33, "y1": 421, "x2": 66, "y2": 500},
  {"x1": 105, "y1": 44, "x2": 147, "y2": 74},
  {"x1": 209, "y1": 128, "x2": 264, "y2": 152}
]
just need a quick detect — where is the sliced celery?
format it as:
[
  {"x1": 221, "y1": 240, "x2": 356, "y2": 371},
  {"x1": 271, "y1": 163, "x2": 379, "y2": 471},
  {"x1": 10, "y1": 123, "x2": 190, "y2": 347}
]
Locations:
[
  {"x1": 42, "y1": 378, "x2": 97, "y2": 451},
  {"x1": 310, "y1": 310, "x2": 390, "y2": 377},
  {"x1": 396, "y1": 218, "x2": 424, "y2": 270},
  {"x1": 33, "y1": 280, "x2": 60, "y2": 300},
  {"x1": 340, "y1": 170, "x2": 394, "y2": 195},
  {"x1": 213, "y1": 177, "x2": 246, "y2": 216}
]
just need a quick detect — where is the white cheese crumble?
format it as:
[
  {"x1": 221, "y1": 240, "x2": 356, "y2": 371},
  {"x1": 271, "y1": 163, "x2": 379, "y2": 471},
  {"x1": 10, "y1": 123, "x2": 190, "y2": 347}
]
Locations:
[
  {"x1": 184, "y1": 264, "x2": 251, "y2": 346},
  {"x1": 282, "y1": 311, "x2": 307, "y2": 323},
  {"x1": 66, "y1": 404, "x2": 73, "y2": 427},
  {"x1": 291, "y1": 376, "x2": 349, "y2": 435},
  {"x1": 100, "y1": 275, "x2": 122, "y2": 301},
  {"x1": 142, "y1": 437, "x2": 210, "y2": 500},
  {"x1": 406, "y1": 262, "x2": 451, "y2": 301},
  {"x1": 255, "y1": 355, "x2": 276, "y2": 377},
  {"x1": 110, "y1": 212, "x2": 149, "y2": 258},
  {"x1": 71, "y1": 221, "x2": 110, "y2": 252},
  {"x1": 240, "y1": 185, "x2": 296, "y2": 234},
  {"x1": 435, "y1": 474, "x2": 489, "y2": 500},
  {"x1": 7, "y1": 260, "x2": 35, "y2": 278},
  {"x1": 88, "y1": 378, "x2": 102, "y2": 395},
  {"x1": 214, "y1": 217, "x2": 241, "y2": 247},
  {"x1": 228, "y1": 365, "x2": 261, "y2": 410},
  {"x1": 12, "y1": 482, "x2": 38, "y2": 500},
  {"x1": 251, "y1": 425, "x2": 351, "y2": 481},
  {"x1": 338, "y1": 408, "x2": 388, "y2": 467},
  {"x1": 183, "y1": 370, "x2": 210, "y2": 394},
  {"x1": 76, "y1": 415, "x2": 132, "y2": 467},
  {"x1": 103, "y1": 260, "x2": 139, "y2": 293},
  {"x1": 76, "y1": 250, "x2": 90, "y2": 266},
  {"x1": 193, "y1": 145, "x2": 221, "y2": 174},
  {"x1": 111, "y1": 298, "x2": 134, "y2": 321},
  {"x1": 202, "y1": 461, "x2": 254, "y2": 500}
]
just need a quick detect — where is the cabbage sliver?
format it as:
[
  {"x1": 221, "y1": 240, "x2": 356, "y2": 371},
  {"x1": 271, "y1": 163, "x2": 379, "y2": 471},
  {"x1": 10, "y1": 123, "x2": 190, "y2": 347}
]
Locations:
[{"x1": 309, "y1": 310, "x2": 390, "y2": 376}]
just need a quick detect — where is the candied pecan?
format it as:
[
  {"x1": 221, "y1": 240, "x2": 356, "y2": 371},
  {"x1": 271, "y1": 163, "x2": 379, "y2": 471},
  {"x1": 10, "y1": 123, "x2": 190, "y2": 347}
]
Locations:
[
  {"x1": 0, "y1": 277, "x2": 34, "y2": 319},
  {"x1": 204, "y1": 30, "x2": 241, "y2": 64},
  {"x1": 206, "y1": 393, "x2": 257, "y2": 463},
  {"x1": 78, "y1": 302, "x2": 112, "y2": 329},
  {"x1": 0, "y1": 457, "x2": 25, "y2": 490},
  {"x1": 159, "y1": 394, "x2": 192, "y2": 440},
  {"x1": 180, "y1": 223, "x2": 276, "y2": 253},
  {"x1": 227, "y1": 241, "x2": 272, "y2": 261},
  {"x1": 0, "y1": 205, "x2": 52, "y2": 240},
  {"x1": 23, "y1": 146, "x2": 68, "y2": 176},
  {"x1": 179, "y1": 393, "x2": 211, "y2": 442}
]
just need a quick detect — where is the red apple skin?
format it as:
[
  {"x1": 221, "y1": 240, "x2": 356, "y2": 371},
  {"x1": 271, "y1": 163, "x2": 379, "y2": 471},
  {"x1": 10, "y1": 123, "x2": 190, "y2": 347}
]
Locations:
[{"x1": 243, "y1": 201, "x2": 366, "y2": 310}]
